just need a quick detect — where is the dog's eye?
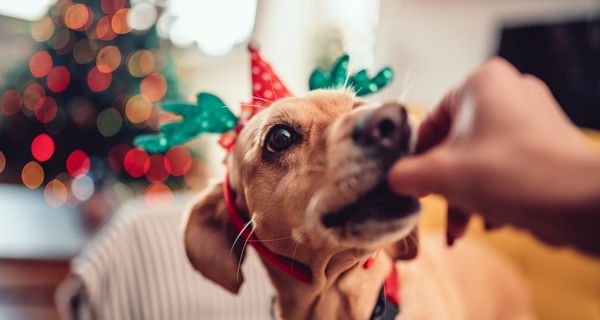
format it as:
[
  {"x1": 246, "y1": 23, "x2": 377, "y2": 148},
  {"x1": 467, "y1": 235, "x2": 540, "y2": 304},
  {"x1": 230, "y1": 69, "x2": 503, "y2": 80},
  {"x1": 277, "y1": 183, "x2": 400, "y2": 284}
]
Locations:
[{"x1": 265, "y1": 125, "x2": 296, "y2": 153}]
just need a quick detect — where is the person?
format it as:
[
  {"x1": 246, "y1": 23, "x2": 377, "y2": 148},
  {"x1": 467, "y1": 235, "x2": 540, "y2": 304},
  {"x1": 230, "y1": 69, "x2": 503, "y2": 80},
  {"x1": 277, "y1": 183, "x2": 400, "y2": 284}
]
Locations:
[{"x1": 387, "y1": 58, "x2": 600, "y2": 257}]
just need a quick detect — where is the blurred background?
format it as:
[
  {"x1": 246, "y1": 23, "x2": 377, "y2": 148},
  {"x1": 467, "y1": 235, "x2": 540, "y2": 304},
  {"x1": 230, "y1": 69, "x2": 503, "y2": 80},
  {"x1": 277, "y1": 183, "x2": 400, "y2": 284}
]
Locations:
[{"x1": 0, "y1": 0, "x2": 598, "y2": 319}]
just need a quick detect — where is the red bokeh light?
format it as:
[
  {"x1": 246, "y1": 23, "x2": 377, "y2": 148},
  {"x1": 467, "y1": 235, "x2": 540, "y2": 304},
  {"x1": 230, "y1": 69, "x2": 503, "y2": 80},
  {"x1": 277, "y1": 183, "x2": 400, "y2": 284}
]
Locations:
[
  {"x1": 101, "y1": 0, "x2": 125, "y2": 14},
  {"x1": 146, "y1": 154, "x2": 169, "y2": 182},
  {"x1": 0, "y1": 90, "x2": 21, "y2": 116},
  {"x1": 31, "y1": 133, "x2": 55, "y2": 162},
  {"x1": 87, "y1": 67, "x2": 112, "y2": 92},
  {"x1": 124, "y1": 148, "x2": 150, "y2": 178},
  {"x1": 140, "y1": 73, "x2": 167, "y2": 102},
  {"x1": 164, "y1": 146, "x2": 192, "y2": 176},
  {"x1": 34, "y1": 96, "x2": 58, "y2": 123},
  {"x1": 108, "y1": 143, "x2": 130, "y2": 172},
  {"x1": 47, "y1": 66, "x2": 70, "y2": 93},
  {"x1": 66, "y1": 149, "x2": 91, "y2": 177},
  {"x1": 96, "y1": 16, "x2": 117, "y2": 41},
  {"x1": 145, "y1": 182, "x2": 173, "y2": 206},
  {"x1": 22, "y1": 82, "x2": 45, "y2": 110},
  {"x1": 29, "y1": 51, "x2": 53, "y2": 78}
]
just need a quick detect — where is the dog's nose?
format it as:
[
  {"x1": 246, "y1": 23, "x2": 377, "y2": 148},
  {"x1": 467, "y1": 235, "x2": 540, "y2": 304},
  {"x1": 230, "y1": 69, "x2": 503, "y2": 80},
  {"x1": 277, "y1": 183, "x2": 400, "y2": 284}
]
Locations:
[{"x1": 351, "y1": 102, "x2": 410, "y2": 151}]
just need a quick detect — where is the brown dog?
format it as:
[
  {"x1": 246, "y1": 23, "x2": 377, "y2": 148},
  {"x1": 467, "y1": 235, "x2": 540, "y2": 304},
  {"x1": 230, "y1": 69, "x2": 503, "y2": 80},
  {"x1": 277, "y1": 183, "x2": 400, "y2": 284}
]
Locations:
[{"x1": 184, "y1": 90, "x2": 532, "y2": 319}]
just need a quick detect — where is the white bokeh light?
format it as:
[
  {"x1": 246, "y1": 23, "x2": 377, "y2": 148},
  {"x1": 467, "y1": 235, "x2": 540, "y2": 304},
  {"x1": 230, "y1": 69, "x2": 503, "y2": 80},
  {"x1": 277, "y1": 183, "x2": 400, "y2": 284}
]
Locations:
[
  {"x1": 127, "y1": 2, "x2": 158, "y2": 31},
  {"x1": 167, "y1": 0, "x2": 257, "y2": 56}
]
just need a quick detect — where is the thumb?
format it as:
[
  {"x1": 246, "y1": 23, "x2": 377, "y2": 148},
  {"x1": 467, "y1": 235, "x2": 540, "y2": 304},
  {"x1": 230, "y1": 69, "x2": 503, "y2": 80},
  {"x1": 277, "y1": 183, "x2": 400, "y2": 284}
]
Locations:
[{"x1": 387, "y1": 149, "x2": 452, "y2": 197}]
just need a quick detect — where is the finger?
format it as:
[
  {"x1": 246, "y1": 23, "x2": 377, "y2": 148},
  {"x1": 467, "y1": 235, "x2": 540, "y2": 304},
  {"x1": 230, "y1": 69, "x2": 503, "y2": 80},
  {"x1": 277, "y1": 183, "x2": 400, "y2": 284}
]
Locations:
[
  {"x1": 415, "y1": 88, "x2": 462, "y2": 153},
  {"x1": 446, "y1": 205, "x2": 471, "y2": 246},
  {"x1": 388, "y1": 148, "x2": 451, "y2": 197}
]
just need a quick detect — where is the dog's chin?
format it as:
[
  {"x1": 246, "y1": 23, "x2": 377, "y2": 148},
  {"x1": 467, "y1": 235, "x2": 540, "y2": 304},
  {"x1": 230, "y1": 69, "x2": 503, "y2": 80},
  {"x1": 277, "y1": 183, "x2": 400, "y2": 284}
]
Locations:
[{"x1": 320, "y1": 182, "x2": 420, "y2": 248}]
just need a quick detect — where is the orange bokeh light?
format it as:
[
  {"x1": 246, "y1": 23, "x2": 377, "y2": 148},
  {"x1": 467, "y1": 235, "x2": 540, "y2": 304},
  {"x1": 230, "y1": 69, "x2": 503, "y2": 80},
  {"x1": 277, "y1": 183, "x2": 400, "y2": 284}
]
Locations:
[
  {"x1": 47, "y1": 66, "x2": 70, "y2": 93},
  {"x1": 145, "y1": 182, "x2": 173, "y2": 207},
  {"x1": 0, "y1": 151, "x2": 5, "y2": 174},
  {"x1": 44, "y1": 179, "x2": 68, "y2": 208},
  {"x1": 87, "y1": 67, "x2": 112, "y2": 93},
  {"x1": 96, "y1": 45, "x2": 121, "y2": 73},
  {"x1": 22, "y1": 161, "x2": 44, "y2": 190},
  {"x1": 111, "y1": 8, "x2": 131, "y2": 34},
  {"x1": 125, "y1": 95, "x2": 153, "y2": 124},
  {"x1": 64, "y1": 4, "x2": 92, "y2": 31},
  {"x1": 0, "y1": 90, "x2": 22, "y2": 116},
  {"x1": 31, "y1": 17, "x2": 55, "y2": 42},
  {"x1": 128, "y1": 50, "x2": 155, "y2": 78},
  {"x1": 140, "y1": 73, "x2": 167, "y2": 102}
]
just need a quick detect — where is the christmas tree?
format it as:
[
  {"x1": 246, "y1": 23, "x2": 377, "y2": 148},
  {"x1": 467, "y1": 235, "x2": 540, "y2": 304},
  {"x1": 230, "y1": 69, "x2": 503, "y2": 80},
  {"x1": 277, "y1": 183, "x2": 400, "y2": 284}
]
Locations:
[{"x1": 0, "y1": 0, "x2": 196, "y2": 212}]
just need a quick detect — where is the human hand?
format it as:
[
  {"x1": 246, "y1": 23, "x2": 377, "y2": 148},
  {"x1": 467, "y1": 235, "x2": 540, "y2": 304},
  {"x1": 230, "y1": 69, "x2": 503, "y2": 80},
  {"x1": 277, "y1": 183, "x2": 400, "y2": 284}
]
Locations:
[{"x1": 388, "y1": 58, "x2": 600, "y2": 254}]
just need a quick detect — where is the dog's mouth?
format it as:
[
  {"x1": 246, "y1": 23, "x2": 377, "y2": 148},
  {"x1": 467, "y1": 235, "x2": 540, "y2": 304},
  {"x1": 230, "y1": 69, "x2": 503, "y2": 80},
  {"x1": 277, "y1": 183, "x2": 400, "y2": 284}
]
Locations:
[{"x1": 321, "y1": 182, "x2": 419, "y2": 229}]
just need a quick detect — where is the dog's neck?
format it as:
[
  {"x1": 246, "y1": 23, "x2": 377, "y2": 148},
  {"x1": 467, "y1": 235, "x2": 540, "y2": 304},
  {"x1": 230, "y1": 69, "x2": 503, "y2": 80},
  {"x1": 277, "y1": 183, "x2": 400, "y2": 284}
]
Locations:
[{"x1": 262, "y1": 248, "x2": 393, "y2": 320}]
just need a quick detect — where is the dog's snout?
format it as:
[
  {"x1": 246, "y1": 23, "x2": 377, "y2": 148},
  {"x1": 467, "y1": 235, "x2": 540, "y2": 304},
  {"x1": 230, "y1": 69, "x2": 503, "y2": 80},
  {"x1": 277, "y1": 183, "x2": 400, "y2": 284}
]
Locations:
[{"x1": 351, "y1": 102, "x2": 409, "y2": 151}]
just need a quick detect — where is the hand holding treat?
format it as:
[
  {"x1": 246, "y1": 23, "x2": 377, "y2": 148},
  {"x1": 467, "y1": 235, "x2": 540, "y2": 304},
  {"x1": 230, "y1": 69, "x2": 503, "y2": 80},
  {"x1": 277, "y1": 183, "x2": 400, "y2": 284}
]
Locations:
[{"x1": 388, "y1": 58, "x2": 600, "y2": 256}]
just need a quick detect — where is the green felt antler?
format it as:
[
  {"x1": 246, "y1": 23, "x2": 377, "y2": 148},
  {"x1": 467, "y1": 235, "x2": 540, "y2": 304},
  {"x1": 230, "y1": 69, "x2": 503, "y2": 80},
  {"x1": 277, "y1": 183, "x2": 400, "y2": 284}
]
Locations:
[
  {"x1": 134, "y1": 93, "x2": 238, "y2": 153},
  {"x1": 309, "y1": 54, "x2": 394, "y2": 96}
]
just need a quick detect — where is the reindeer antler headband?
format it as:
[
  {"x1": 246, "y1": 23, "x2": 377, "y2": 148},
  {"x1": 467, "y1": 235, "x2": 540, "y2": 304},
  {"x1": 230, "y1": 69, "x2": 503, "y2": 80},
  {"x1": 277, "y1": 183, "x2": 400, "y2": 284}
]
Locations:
[{"x1": 134, "y1": 45, "x2": 394, "y2": 153}]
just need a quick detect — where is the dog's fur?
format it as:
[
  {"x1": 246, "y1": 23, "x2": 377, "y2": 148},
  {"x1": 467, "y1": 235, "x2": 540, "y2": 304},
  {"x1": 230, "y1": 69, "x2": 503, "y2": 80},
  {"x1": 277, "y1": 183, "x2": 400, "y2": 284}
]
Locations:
[{"x1": 184, "y1": 90, "x2": 532, "y2": 319}]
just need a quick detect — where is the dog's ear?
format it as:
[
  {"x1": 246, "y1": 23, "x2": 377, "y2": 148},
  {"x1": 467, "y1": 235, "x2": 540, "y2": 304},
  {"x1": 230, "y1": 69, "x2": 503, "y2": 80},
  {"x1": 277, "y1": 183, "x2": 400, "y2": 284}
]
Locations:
[
  {"x1": 384, "y1": 228, "x2": 418, "y2": 260},
  {"x1": 183, "y1": 182, "x2": 247, "y2": 294}
]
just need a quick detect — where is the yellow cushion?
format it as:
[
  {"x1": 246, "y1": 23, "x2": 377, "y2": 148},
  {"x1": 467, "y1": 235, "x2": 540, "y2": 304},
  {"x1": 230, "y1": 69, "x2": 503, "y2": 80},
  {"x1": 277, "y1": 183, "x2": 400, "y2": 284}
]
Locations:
[{"x1": 417, "y1": 130, "x2": 600, "y2": 320}]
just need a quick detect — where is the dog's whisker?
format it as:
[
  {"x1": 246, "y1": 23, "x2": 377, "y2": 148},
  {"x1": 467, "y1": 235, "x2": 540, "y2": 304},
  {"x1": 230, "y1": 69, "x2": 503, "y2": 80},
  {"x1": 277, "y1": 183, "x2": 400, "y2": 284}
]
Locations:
[
  {"x1": 236, "y1": 227, "x2": 254, "y2": 282},
  {"x1": 247, "y1": 235, "x2": 293, "y2": 243},
  {"x1": 231, "y1": 215, "x2": 256, "y2": 254},
  {"x1": 342, "y1": 57, "x2": 354, "y2": 91},
  {"x1": 251, "y1": 95, "x2": 274, "y2": 104},
  {"x1": 268, "y1": 69, "x2": 279, "y2": 101}
]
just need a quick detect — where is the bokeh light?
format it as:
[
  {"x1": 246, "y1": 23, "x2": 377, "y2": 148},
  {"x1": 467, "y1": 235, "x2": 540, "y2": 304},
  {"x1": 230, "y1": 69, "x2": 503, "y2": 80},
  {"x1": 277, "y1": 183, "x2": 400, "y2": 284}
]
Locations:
[
  {"x1": 44, "y1": 179, "x2": 68, "y2": 207},
  {"x1": 146, "y1": 154, "x2": 169, "y2": 182},
  {"x1": 145, "y1": 182, "x2": 173, "y2": 206},
  {"x1": 87, "y1": 66, "x2": 112, "y2": 92},
  {"x1": 96, "y1": 45, "x2": 121, "y2": 73},
  {"x1": 127, "y1": 3, "x2": 157, "y2": 31},
  {"x1": 0, "y1": 151, "x2": 5, "y2": 174},
  {"x1": 140, "y1": 73, "x2": 166, "y2": 102},
  {"x1": 73, "y1": 39, "x2": 98, "y2": 64},
  {"x1": 124, "y1": 148, "x2": 150, "y2": 177},
  {"x1": 184, "y1": 158, "x2": 209, "y2": 190},
  {"x1": 29, "y1": 51, "x2": 53, "y2": 78},
  {"x1": 0, "y1": 90, "x2": 22, "y2": 116},
  {"x1": 72, "y1": 175, "x2": 95, "y2": 201},
  {"x1": 112, "y1": 8, "x2": 132, "y2": 34},
  {"x1": 34, "y1": 96, "x2": 58, "y2": 123},
  {"x1": 101, "y1": 0, "x2": 125, "y2": 14},
  {"x1": 96, "y1": 108, "x2": 122, "y2": 137},
  {"x1": 108, "y1": 143, "x2": 130, "y2": 172},
  {"x1": 31, "y1": 133, "x2": 55, "y2": 162},
  {"x1": 22, "y1": 161, "x2": 44, "y2": 190},
  {"x1": 47, "y1": 66, "x2": 70, "y2": 93},
  {"x1": 31, "y1": 17, "x2": 55, "y2": 42},
  {"x1": 127, "y1": 50, "x2": 155, "y2": 78},
  {"x1": 125, "y1": 94, "x2": 152, "y2": 124},
  {"x1": 64, "y1": 4, "x2": 93, "y2": 31},
  {"x1": 164, "y1": 146, "x2": 192, "y2": 176},
  {"x1": 50, "y1": 29, "x2": 75, "y2": 54},
  {"x1": 96, "y1": 16, "x2": 117, "y2": 41},
  {"x1": 22, "y1": 82, "x2": 45, "y2": 111},
  {"x1": 66, "y1": 149, "x2": 90, "y2": 177}
]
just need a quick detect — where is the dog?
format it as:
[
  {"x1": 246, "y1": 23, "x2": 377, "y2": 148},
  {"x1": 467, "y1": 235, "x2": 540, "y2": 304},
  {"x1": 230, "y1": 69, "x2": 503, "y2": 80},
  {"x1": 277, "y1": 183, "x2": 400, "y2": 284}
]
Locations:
[{"x1": 184, "y1": 89, "x2": 533, "y2": 319}]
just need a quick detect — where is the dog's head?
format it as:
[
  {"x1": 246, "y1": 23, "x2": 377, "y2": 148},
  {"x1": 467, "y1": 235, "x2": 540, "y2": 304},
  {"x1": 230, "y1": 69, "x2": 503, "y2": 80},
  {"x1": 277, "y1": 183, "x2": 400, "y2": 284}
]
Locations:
[{"x1": 184, "y1": 90, "x2": 420, "y2": 293}]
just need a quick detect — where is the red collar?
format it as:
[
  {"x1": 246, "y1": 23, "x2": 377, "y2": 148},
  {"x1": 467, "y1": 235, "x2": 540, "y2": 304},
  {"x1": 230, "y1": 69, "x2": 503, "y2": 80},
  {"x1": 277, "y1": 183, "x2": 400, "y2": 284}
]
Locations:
[
  {"x1": 223, "y1": 172, "x2": 401, "y2": 306},
  {"x1": 223, "y1": 172, "x2": 313, "y2": 283}
]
